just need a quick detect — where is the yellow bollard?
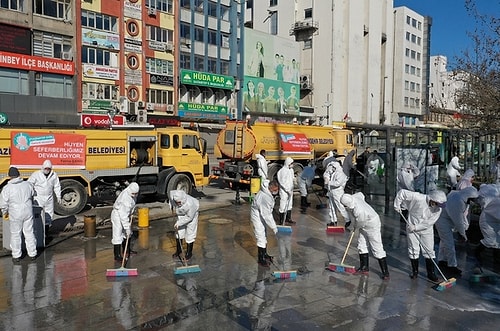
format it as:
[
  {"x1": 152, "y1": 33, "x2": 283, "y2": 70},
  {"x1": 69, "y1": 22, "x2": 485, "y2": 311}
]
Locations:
[
  {"x1": 138, "y1": 207, "x2": 149, "y2": 228},
  {"x1": 83, "y1": 215, "x2": 96, "y2": 237},
  {"x1": 249, "y1": 176, "x2": 261, "y2": 203}
]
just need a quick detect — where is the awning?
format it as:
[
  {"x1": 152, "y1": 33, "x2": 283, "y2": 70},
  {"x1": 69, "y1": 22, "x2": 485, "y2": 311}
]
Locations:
[{"x1": 279, "y1": 132, "x2": 311, "y2": 153}]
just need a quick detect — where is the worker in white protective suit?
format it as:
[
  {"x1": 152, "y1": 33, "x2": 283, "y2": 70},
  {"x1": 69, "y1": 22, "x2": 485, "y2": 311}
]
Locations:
[
  {"x1": 341, "y1": 193, "x2": 390, "y2": 280},
  {"x1": 435, "y1": 186, "x2": 478, "y2": 277},
  {"x1": 298, "y1": 163, "x2": 316, "y2": 213},
  {"x1": 475, "y1": 184, "x2": 500, "y2": 266},
  {"x1": 28, "y1": 160, "x2": 61, "y2": 231},
  {"x1": 277, "y1": 157, "x2": 295, "y2": 225},
  {"x1": 489, "y1": 155, "x2": 500, "y2": 184},
  {"x1": 250, "y1": 180, "x2": 279, "y2": 267},
  {"x1": 446, "y1": 155, "x2": 462, "y2": 190},
  {"x1": 111, "y1": 182, "x2": 139, "y2": 262},
  {"x1": 456, "y1": 169, "x2": 474, "y2": 191},
  {"x1": 397, "y1": 161, "x2": 420, "y2": 235},
  {"x1": 323, "y1": 158, "x2": 351, "y2": 228},
  {"x1": 171, "y1": 189, "x2": 199, "y2": 261},
  {"x1": 394, "y1": 189, "x2": 447, "y2": 282},
  {"x1": 0, "y1": 167, "x2": 37, "y2": 262},
  {"x1": 256, "y1": 149, "x2": 268, "y2": 182}
]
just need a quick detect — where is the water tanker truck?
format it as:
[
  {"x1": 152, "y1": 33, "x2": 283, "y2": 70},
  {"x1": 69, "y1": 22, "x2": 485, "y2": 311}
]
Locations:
[{"x1": 211, "y1": 120, "x2": 355, "y2": 186}]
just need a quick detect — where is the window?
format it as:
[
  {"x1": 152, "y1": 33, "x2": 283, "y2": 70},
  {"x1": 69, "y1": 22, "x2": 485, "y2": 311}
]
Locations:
[
  {"x1": 81, "y1": 46, "x2": 112, "y2": 65},
  {"x1": 405, "y1": 64, "x2": 410, "y2": 73},
  {"x1": 416, "y1": 83, "x2": 420, "y2": 92},
  {"x1": 411, "y1": 34, "x2": 416, "y2": 43},
  {"x1": 412, "y1": 18, "x2": 417, "y2": 28},
  {"x1": 405, "y1": 48, "x2": 410, "y2": 57},
  {"x1": 418, "y1": 22, "x2": 422, "y2": 30},
  {"x1": 180, "y1": 0, "x2": 189, "y2": 9},
  {"x1": 270, "y1": 11, "x2": 278, "y2": 35},
  {"x1": 194, "y1": 55, "x2": 204, "y2": 72},
  {"x1": 410, "y1": 82, "x2": 415, "y2": 92},
  {"x1": 180, "y1": 53, "x2": 191, "y2": 69},
  {"x1": 411, "y1": 50, "x2": 416, "y2": 59},
  {"x1": 33, "y1": 31, "x2": 72, "y2": 59},
  {"x1": 269, "y1": 0, "x2": 278, "y2": 6},
  {"x1": 182, "y1": 134, "x2": 200, "y2": 151},
  {"x1": 406, "y1": 16, "x2": 411, "y2": 25},
  {"x1": 0, "y1": 0, "x2": 23, "y2": 10},
  {"x1": 404, "y1": 80, "x2": 409, "y2": 90},
  {"x1": 146, "y1": 88, "x2": 173, "y2": 104},
  {"x1": 417, "y1": 37, "x2": 421, "y2": 45},
  {"x1": 35, "y1": 73, "x2": 73, "y2": 98},
  {"x1": 81, "y1": 10, "x2": 118, "y2": 32},
  {"x1": 221, "y1": 60, "x2": 229, "y2": 75},
  {"x1": 147, "y1": 25, "x2": 173, "y2": 43},
  {"x1": 0, "y1": 68, "x2": 28, "y2": 94},
  {"x1": 410, "y1": 66, "x2": 416, "y2": 75},
  {"x1": 160, "y1": 134, "x2": 170, "y2": 148},
  {"x1": 406, "y1": 32, "x2": 410, "y2": 41},
  {"x1": 145, "y1": 0, "x2": 173, "y2": 14},
  {"x1": 82, "y1": 82, "x2": 118, "y2": 101},
  {"x1": 304, "y1": 8, "x2": 312, "y2": 19},
  {"x1": 416, "y1": 53, "x2": 421, "y2": 61},
  {"x1": 404, "y1": 97, "x2": 409, "y2": 106},
  {"x1": 34, "y1": 0, "x2": 71, "y2": 19},
  {"x1": 416, "y1": 68, "x2": 421, "y2": 77},
  {"x1": 146, "y1": 58, "x2": 174, "y2": 76},
  {"x1": 304, "y1": 38, "x2": 312, "y2": 49}
]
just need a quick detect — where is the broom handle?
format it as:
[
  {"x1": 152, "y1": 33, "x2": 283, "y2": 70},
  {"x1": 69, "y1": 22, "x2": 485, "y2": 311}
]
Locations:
[
  {"x1": 340, "y1": 229, "x2": 356, "y2": 265},
  {"x1": 399, "y1": 211, "x2": 448, "y2": 281},
  {"x1": 175, "y1": 227, "x2": 188, "y2": 267},
  {"x1": 120, "y1": 214, "x2": 134, "y2": 268}
]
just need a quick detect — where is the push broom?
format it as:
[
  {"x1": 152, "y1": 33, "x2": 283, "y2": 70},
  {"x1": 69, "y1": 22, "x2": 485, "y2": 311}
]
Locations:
[
  {"x1": 269, "y1": 246, "x2": 297, "y2": 279},
  {"x1": 173, "y1": 228, "x2": 201, "y2": 275},
  {"x1": 328, "y1": 229, "x2": 356, "y2": 273},
  {"x1": 399, "y1": 212, "x2": 456, "y2": 291},
  {"x1": 106, "y1": 218, "x2": 138, "y2": 277}
]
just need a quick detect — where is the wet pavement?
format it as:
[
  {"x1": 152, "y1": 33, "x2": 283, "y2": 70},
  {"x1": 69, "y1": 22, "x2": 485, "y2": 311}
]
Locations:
[{"x1": 0, "y1": 183, "x2": 499, "y2": 330}]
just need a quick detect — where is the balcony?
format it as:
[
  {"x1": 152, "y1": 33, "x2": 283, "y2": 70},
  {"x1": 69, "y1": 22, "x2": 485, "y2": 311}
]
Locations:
[{"x1": 289, "y1": 20, "x2": 319, "y2": 41}]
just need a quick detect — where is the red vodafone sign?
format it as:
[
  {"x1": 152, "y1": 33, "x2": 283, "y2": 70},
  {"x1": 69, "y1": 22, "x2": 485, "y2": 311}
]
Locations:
[{"x1": 81, "y1": 114, "x2": 125, "y2": 127}]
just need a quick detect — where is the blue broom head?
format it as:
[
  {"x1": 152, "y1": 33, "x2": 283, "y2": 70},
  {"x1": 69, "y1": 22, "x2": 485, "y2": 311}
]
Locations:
[
  {"x1": 277, "y1": 225, "x2": 292, "y2": 233},
  {"x1": 174, "y1": 265, "x2": 201, "y2": 275}
]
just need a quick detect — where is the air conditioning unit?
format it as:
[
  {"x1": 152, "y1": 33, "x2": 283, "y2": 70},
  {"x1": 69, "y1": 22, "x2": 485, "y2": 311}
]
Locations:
[
  {"x1": 165, "y1": 43, "x2": 174, "y2": 52},
  {"x1": 166, "y1": 105, "x2": 174, "y2": 114},
  {"x1": 300, "y1": 75, "x2": 312, "y2": 89},
  {"x1": 148, "y1": 8, "x2": 157, "y2": 16},
  {"x1": 230, "y1": 108, "x2": 238, "y2": 120},
  {"x1": 119, "y1": 97, "x2": 129, "y2": 113},
  {"x1": 61, "y1": 51, "x2": 72, "y2": 60},
  {"x1": 146, "y1": 103, "x2": 154, "y2": 111},
  {"x1": 137, "y1": 109, "x2": 148, "y2": 124},
  {"x1": 137, "y1": 101, "x2": 145, "y2": 109}
]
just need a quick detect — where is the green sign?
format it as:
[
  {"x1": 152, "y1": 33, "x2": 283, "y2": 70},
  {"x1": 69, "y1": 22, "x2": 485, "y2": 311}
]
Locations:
[
  {"x1": 180, "y1": 69, "x2": 234, "y2": 90},
  {"x1": 0, "y1": 112, "x2": 8, "y2": 125},
  {"x1": 86, "y1": 100, "x2": 115, "y2": 110},
  {"x1": 178, "y1": 102, "x2": 228, "y2": 120}
]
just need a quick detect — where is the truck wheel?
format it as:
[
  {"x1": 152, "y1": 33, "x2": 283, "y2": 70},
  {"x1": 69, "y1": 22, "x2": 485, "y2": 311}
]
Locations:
[
  {"x1": 54, "y1": 179, "x2": 88, "y2": 216},
  {"x1": 166, "y1": 174, "x2": 192, "y2": 196},
  {"x1": 292, "y1": 163, "x2": 304, "y2": 190},
  {"x1": 267, "y1": 163, "x2": 281, "y2": 182}
]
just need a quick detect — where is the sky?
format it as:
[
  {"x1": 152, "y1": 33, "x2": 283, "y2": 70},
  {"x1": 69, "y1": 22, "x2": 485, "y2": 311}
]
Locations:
[{"x1": 393, "y1": 0, "x2": 499, "y2": 63}]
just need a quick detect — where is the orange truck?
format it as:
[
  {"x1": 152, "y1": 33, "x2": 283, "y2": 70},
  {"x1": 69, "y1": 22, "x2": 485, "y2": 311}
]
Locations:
[
  {"x1": 0, "y1": 125, "x2": 209, "y2": 215},
  {"x1": 212, "y1": 120, "x2": 355, "y2": 185}
]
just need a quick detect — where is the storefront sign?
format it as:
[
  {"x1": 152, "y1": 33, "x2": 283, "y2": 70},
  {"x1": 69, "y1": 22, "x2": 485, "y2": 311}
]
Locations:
[
  {"x1": 81, "y1": 114, "x2": 125, "y2": 127},
  {"x1": 83, "y1": 64, "x2": 119, "y2": 80},
  {"x1": 180, "y1": 69, "x2": 234, "y2": 90},
  {"x1": 0, "y1": 51, "x2": 74, "y2": 75},
  {"x1": 82, "y1": 28, "x2": 120, "y2": 50},
  {"x1": 150, "y1": 74, "x2": 174, "y2": 86},
  {"x1": 178, "y1": 102, "x2": 228, "y2": 120}
]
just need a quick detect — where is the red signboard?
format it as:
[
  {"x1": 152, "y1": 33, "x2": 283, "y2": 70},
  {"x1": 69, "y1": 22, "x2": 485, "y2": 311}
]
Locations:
[
  {"x1": 0, "y1": 51, "x2": 75, "y2": 75},
  {"x1": 81, "y1": 114, "x2": 125, "y2": 127},
  {"x1": 0, "y1": 23, "x2": 31, "y2": 55},
  {"x1": 279, "y1": 132, "x2": 311, "y2": 154},
  {"x1": 10, "y1": 131, "x2": 86, "y2": 168}
]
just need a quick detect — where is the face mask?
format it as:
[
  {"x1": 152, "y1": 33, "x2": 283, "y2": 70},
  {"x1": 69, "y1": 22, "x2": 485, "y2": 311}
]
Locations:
[{"x1": 43, "y1": 169, "x2": 51, "y2": 175}]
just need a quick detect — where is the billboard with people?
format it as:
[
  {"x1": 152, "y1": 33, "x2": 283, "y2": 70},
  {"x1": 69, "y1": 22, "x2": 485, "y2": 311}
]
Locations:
[{"x1": 244, "y1": 28, "x2": 301, "y2": 116}]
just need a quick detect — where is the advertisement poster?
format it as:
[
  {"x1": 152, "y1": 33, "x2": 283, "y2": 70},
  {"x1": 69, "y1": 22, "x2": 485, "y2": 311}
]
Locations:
[
  {"x1": 10, "y1": 131, "x2": 86, "y2": 169},
  {"x1": 279, "y1": 132, "x2": 311, "y2": 154}
]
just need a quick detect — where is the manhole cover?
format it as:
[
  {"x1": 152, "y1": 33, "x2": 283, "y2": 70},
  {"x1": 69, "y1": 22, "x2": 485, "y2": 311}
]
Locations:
[{"x1": 208, "y1": 218, "x2": 233, "y2": 224}]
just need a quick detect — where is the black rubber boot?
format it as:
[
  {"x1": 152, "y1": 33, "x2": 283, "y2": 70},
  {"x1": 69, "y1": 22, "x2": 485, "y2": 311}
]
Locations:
[
  {"x1": 425, "y1": 258, "x2": 439, "y2": 282},
  {"x1": 258, "y1": 247, "x2": 270, "y2": 267},
  {"x1": 475, "y1": 243, "x2": 486, "y2": 265},
  {"x1": 279, "y1": 213, "x2": 285, "y2": 225},
  {"x1": 410, "y1": 259, "x2": 419, "y2": 279},
  {"x1": 185, "y1": 242, "x2": 194, "y2": 261},
  {"x1": 172, "y1": 239, "x2": 183, "y2": 259},
  {"x1": 114, "y1": 244, "x2": 123, "y2": 262},
  {"x1": 300, "y1": 197, "x2": 307, "y2": 213},
  {"x1": 354, "y1": 253, "x2": 369, "y2": 275},
  {"x1": 378, "y1": 257, "x2": 390, "y2": 280},
  {"x1": 285, "y1": 210, "x2": 296, "y2": 224},
  {"x1": 264, "y1": 247, "x2": 273, "y2": 263}
]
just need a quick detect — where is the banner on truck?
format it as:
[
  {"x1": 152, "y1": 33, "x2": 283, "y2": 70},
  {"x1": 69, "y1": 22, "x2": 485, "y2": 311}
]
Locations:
[
  {"x1": 279, "y1": 132, "x2": 311, "y2": 154},
  {"x1": 10, "y1": 131, "x2": 86, "y2": 169}
]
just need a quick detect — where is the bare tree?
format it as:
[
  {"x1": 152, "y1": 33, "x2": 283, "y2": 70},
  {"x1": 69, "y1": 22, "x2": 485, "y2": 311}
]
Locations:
[{"x1": 450, "y1": 0, "x2": 500, "y2": 130}]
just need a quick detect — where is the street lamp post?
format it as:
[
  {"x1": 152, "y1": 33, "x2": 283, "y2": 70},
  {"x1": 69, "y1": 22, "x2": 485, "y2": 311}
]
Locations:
[
  {"x1": 381, "y1": 76, "x2": 388, "y2": 125},
  {"x1": 323, "y1": 94, "x2": 331, "y2": 126}
]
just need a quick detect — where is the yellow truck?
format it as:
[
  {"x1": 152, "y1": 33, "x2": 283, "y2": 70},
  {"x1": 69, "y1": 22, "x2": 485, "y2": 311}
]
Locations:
[
  {"x1": 0, "y1": 126, "x2": 209, "y2": 215},
  {"x1": 212, "y1": 120, "x2": 354, "y2": 185}
]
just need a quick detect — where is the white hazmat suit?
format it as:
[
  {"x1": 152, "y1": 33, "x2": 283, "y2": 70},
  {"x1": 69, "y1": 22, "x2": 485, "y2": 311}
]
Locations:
[
  {"x1": 435, "y1": 186, "x2": 478, "y2": 272},
  {"x1": 28, "y1": 160, "x2": 61, "y2": 226},
  {"x1": 446, "y1": 156, "x2": 462, "y2": 189},
  {"x1": 277, "y1": 157, "x2": 294, "y2": 224},
  {"x1": 323, "y1": 159, "x2": 350, "y2": 226},
  {"x1": 397, "y1": 162, "x2": 420, "y2": 191},
  {"x1": 341, "y1": 193, "x2": 389, "y2": 279},
  {"x1": 478, "y1": 184, "x2": 500, "y2": 249},
  {"x1": 111, "y1": 182, "x2": 139, "y2": 245},
  {"x1": 171, "y1": 190, "x2": 199, "y2": 261},
  {"x1": 256, "y1": 153, "x2": 268, "y2": 181},
  {"x1": 456, "y1": 169, "x2": 474, "y2": 191},
  {"x1": 1, "y1": 175, "x2": 37, "y2": 259}
]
